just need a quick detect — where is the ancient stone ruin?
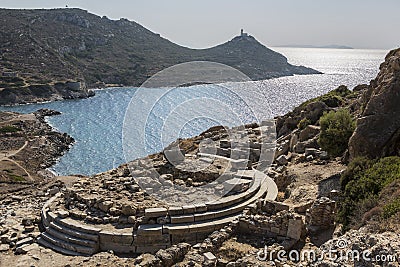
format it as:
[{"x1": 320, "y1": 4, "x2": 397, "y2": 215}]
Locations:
[{"x1": 37, "y1": 121, "x2": 280, "y2": 255}]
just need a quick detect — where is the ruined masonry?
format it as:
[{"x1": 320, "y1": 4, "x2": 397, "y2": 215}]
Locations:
[{"x1": 37, "y1": 122, "x2": 279, "y2": 255}]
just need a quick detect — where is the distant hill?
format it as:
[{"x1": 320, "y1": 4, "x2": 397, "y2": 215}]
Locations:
[
  {"x1": 0, "y1": 8, "x2": 321, "y2": 105},
  {"x1": 277, "y1": 44, "x2": 354, "y2": 49}
]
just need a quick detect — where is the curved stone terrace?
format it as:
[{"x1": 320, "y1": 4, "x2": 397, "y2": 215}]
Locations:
[{"x1": 38, "y1": 121, "x2": 278, "y2": 256}]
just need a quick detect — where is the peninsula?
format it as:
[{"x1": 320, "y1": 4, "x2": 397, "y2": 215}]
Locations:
[{"x1": 0, "y1": 8, "x2": 321, "y2": 105}]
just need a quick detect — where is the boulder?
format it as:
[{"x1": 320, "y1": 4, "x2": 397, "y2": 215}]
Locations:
[
  {"x1": 121, "y1": 204, "x2": 137, "y2": 216},
  {"x1": 275, "y1": 155, "x2": 289, "y2": 166},
  {"x1": 295, "y1": 136, "x2": 319, "y2": 154},
  {"x1": 275, "y1": 139, "x2": 290, "y2": 158},
  {"x1": 289, "y1": 132, "x2": 299, "y2": 152},
  {"x1": 98, "y1": 200, "x2": 114, "y2": 213},
  {"x1": 349, "y1": 48, "x2": 400, "y2": 159},
  {"x1": 305, "y1": 148, "x2": 319, "y2": 157},
  {"x1": 135, "y1": 253, "x2": 162, "y2": 267},
  {"x1": 156, "y1": 249, "x2": 174, "y2": 267},
  {"x1": 276, "y1": 101, "x2": 329, "y2": 137},
  {"x1": 0, "y1": 244, "x2": 9, "y2": 252},
  {"x1": 203, "y1": 252, "x2": 217, "y2": 265},
  {"x1": 299, "y1": 125, "x2": 320, "y2": 142},
  {"x1": 15, "y1": 243, "x2": 38, "y2": 255}
]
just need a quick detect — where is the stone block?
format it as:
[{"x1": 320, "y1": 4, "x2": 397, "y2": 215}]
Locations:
[
  {"x1": 15, "y1": 237, "x2": 33, "y2": 247},
  {"x1": 223, "y1": 178, "x2": 251, "y2": 193},
  {"x1": 194, "y1": 204, "x2": 208, "y2": 213},
  {"x1": 134, "y1": 234, "x2": 170, "y2": 246},
  {"x1": 287, "y1": 219, "x2": 303, "y2": 240},
  {"x1": 145, "y1": 207, "x2": 168, "y2": 218},
  {"x1": 99, "y1": 230, "x2": 133, "y2": 245},
  {"x1": 166, "y1": 224, "x2": 190, "y2": 235},
  {"x1": 170, "y1": 215, "x2": 194, "y2": 224},
  {"x1": 276, "y1": 155, "x2": 288, "y2": 165},
  {"x1": 171, "y1": 233, "x2": 197, "y2": 244},
  {"x1": 121, "y1": 204, "x2": 137, "y2": 216},
  {"x1": 293, "y1": 201, "x2": 313, "y2": 214},
  {"x1": 137, "y1": 224, "x2": 163, "y2": 236},
  {"x1": 182, "y1": 205, "x2": 196, "y2": 214},
  {"x1": 203, "y1": 252, "x2": 217, "y2": 264},
  {"x1": 164, "y1": 148, "x2": 185, "y2": 165},
  {"x1": 194, "y1": 212, "x2": 215, "y2": 222},
  {"x1": 168, "y1": 207, "x2": 184, "y2": 216},
  {"x1": 189, "y1": 221, "x2": 215, "y2": 233}
]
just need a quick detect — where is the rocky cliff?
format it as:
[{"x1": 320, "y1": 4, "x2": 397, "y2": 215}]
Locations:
[
  {"x1": 349, "y1": 48, "x2": 400, "y2": 159},
  {"x1": 0, "y1": 81, "x2": 94, "y2": 106},
  {"x1": 0, "y1": 8, "x2": 320, "y2": 105}
]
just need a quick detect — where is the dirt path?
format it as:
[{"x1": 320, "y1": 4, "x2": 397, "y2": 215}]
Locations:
[
  {"x1": 0, "y1": 141, "x2": 29, "y2": 161},
  {"x1": 0, "y1": 141, "x2": 33, "y2": 181}
]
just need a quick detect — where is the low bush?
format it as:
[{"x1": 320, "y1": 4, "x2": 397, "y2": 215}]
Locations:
[
  {"x1": 0, "y1": 125, "x2": 21, "y2": 133},
  {"x1": 300, "y1": 85, "x2": 354, "y2": 108},
  {"x1": 318, "y1": 109, "x2": 355, "y2": 157},
  {"x1": 9, "y1": 174, "x2": 25, "y2": 182},
  {"x1": 383, "y1": 198, "x2": 400, "y2": 219},
  {"x1": 338, "y1": 156, "x2": 400, "y2": 228},
  {"x1": 297, "y1": 118, "x2": 311, "y2": 130}
]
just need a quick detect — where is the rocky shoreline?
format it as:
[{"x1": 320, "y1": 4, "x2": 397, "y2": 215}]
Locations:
[
  {"x1": 0, "y1": 108, "x2": 74, "y2": 193},
  {"x1": 0, "y1": 82, "x2": 95, "y2": 106}
]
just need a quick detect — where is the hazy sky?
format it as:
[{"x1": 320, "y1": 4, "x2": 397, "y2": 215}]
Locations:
[{"x1": 1, "y1": 0, "x2": 399, "y2": 49}]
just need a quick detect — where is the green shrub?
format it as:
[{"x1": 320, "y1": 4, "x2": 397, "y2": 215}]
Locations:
[
  {"x1": 0, "y1": 125, "x2": 21, "y2": 133},
  {"x1": 340, "y1": 157, "x2": 373, "y2": 190},
  {"x1": 300, "y1": 85, "x2": 354, "y2": 108},
  {"x1": 297, "y1": 118, "x2": 311, "y2": 130},
  {"x1": 9, "y1": 174, "x2": 25, "y2": 182},
  {"x1": 344, "y1": 157, "x2": 400, "y2": 201},
  {"x1": 338, "y1": 156, "x2": 400, "y2": 228},
  {"x1": 318, "y1": 109, "x2": 355, "y2": 157},
  {"x1": 383, "y1": 197, "x2": 400, "y2": 218}
]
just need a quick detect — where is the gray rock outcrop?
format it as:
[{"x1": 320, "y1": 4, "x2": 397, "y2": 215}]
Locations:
[{"x1": 349, "y1": 48, "x2": 400, "y2": 159}]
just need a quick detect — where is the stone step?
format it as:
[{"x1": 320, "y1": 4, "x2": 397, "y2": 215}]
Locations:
[
  {"x1": 165, "y1": 213, "x2": 241, "y2": 235},
  {"x1": 46, "y1": 227, "x2": 98, "y2": 248},
  {"x1": 54, "y1": 217, "x2": 101, "y2": 235},
  {"x1": 169, "y1": 174, "x2": 267, "y2": 224},
  {"x1": 203, "y1": 176, "x2": 261, "y2": 211},
  {"x1": 49, "y1": 221, "x2": 99, "y2": 242},
  {"x1": 40, "y1": 232, "x2": 97, "y2": 255},
  {"x1": 37, "y1": 236, "x2": 84, "y2": 256},
  {"x1": 166, "y1": 173, "x2": 271, "y2": 234}
]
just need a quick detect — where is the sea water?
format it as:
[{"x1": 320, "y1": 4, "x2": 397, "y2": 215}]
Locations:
[{"x1": 0, "y1": 48, "x2": 387, "y2": 175}]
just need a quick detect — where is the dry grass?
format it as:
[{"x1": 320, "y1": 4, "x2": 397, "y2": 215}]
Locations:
[{"x1": 217, "y1": 239, "x2": 257, "y2": 262}]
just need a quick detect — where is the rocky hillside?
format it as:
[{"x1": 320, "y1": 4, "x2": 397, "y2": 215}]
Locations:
[
  {"x1": 349, "y1": 48, "x2": 400, "y2": 159},
  {"x1": 0, "y1": 8, "x2": 320, "y2": 105}
]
